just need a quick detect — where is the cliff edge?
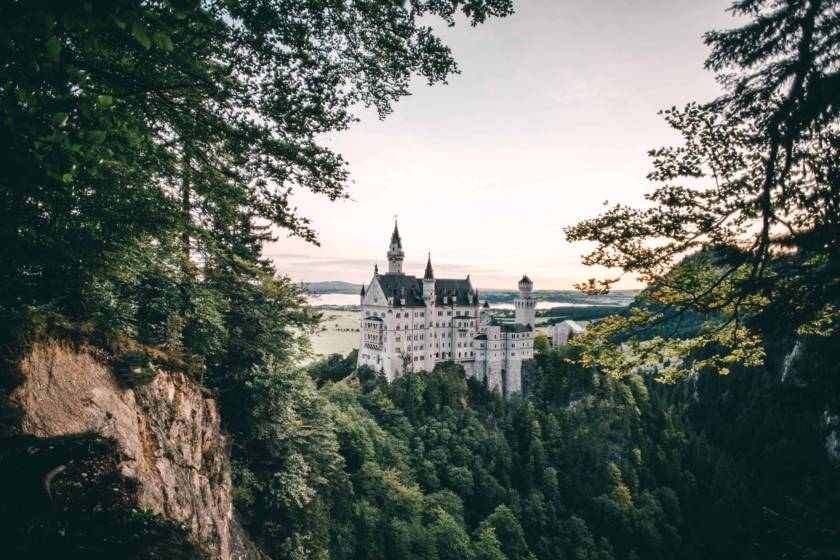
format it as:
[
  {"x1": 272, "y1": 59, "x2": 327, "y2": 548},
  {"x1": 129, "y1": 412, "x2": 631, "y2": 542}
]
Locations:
[{"x1": 10, "y1": 339, "x2": 262, "y2": 559}]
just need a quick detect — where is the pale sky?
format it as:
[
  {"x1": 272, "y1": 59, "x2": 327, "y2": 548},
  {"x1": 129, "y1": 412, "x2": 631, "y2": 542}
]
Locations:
[{"x1": 266, "y1": 0, "x2": 736, "y2": 290}]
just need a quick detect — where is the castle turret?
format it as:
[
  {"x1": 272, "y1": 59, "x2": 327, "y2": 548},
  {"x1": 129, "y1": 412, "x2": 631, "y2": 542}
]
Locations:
[
  {"x1": 387, "y1": 220, "x2": 404, "y2": 274},
  {"x1": 360, "y1": 283, "x2": 366, "y2": 304},
  {"x1": 480, "y1": 300, "x2": 492, "y2": 324},
  {"x1": 423, "y1": 253, "x2": 435, "y2": 304},
  {"x1": 514, "y1": 274, "x2": 536, "y2": 327}
]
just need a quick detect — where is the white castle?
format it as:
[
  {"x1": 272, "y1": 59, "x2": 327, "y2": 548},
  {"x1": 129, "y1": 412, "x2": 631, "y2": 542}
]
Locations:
[{"x1": 357, "y1": 221, "x2": 535, "y2": 397}]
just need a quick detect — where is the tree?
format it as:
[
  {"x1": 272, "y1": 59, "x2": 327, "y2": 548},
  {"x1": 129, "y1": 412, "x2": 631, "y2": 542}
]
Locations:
[
  {"x1": 472, "y1": 526, "x2": 507, "y2": 560},
  {"x1": 0, "y1": 0, "x2": 514, "y2": 348},
  {"x1": 565, "y1": 0, "x2": 840, "y2": 379},
  {"x1": 430, "y1": 507, "x2": 472, "y2": 560},
  {"x1": 231, "y1": 357, "x2": 341, "y2": 557},
  {"x1": 478, "y1": 505, "x2": 533, "y2": 560},
  {"x1": 533, "y1": 333, "x2": 551, "y2": 354}
]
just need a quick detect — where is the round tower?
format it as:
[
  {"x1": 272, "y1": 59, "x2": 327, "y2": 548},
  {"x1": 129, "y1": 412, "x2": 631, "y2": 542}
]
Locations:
[
  {"x1": 514, "y1": 274, "x2": 536, "y2": 327},
  {"x1": 387, "y1": 220, "x2": 404, "y2": 274}
]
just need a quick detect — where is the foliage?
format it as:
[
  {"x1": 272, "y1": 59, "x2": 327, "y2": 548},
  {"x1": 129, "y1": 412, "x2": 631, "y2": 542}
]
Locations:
[
  {"x1": 0, "y1": 0, "x2": 514, "y2": 369},
  {"x1": 111, "y1": 349, "x2": 159, "y2": 387},
  {"x1": 285, "y1": 354, "x2": 690, "y2": 560},
  {"x1": 229, "y1": 357, "x2": 341, "y2": 558},
  {"x1": 3, "y1": 2, "x2": 839, "y2": 560},
  {"x1": 308, "y1": 350, "x2": 359, "y2": 387},
  {"x1": 565, "y1": 0, "x2": 840, "y2": 380},
  {"x1": 0, "y1": 3, "x2": 514, "y2": 554}
]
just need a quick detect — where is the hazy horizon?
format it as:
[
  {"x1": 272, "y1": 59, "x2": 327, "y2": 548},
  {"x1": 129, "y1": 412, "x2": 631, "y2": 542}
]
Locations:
[{"x1": 266, "y1": 0, "x2": 736, "y2": 290}]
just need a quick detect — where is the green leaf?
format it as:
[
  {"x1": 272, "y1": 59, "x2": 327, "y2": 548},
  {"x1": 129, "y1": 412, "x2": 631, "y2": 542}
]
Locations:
[
  {"x1": 132, "y1": 21, "x2": 151, "y2": 50},
  {"x1": 45, "y1": 36, "x2": 62, "y2": 62},
  {"x1": 153, "y1": 31, "x2": 174, "y2": 52},
  {"x1": 62, "y1": 173, "x2": 73, "y2": 183},
  {"x1": 97, "y1": 95, "x2": 113, "y2": 107},
  {"x1": 114, "y1": 17, "x2": 127, "y2": 30},
  {"x1": 51, "y1": 112, "x2": 69, "y2": 126},
  {"x1": 90, "y1": 130, "x2": 107, "y2": 143}
]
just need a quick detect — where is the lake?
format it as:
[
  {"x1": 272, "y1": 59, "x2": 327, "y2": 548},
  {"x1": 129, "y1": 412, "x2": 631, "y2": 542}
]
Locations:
[{"x1": 308, "y1": 292, "x2": 613, "y2": 310}]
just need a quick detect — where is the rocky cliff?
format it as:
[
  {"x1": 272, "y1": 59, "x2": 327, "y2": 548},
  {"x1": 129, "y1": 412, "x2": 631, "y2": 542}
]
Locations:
[{"x1": 10, "y1": 339, "x2": 262, "y2": 559}]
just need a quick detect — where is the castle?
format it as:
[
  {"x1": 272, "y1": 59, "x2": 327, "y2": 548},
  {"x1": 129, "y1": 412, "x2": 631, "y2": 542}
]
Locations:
[{"x1": 357, "y1": 221, "x2": 535, "y2": 396}]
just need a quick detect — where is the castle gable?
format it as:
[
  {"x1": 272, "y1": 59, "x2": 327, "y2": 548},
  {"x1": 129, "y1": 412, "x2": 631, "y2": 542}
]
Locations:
[{"x1": 363, "y1": 277, "x2": 388, "y2": 306}]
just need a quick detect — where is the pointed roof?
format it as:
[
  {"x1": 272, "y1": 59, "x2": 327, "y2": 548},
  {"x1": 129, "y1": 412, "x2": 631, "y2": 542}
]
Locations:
[
  {"x1": 424, "y1": 253, "x2": 434, "y2": 280},
  {"x1": 360, "y1": 284, "x2": 366, "y2": 296},
  {"x1": 390, "y1": 219, "x2": 402, "y2": 248},
  {"x1": 519, "y1": 274, "x2": 532, "y2": 284}
]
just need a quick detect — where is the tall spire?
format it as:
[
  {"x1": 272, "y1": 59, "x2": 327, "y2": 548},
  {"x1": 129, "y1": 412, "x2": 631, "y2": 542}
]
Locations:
[
  {"x1": 390, "y1": 218, "x2": 402, "y2": 248},
  {"x1": 387, "y1": 218, "x2": 405, "y2": 274},
  {"x1": 424, "y1": 252, "x2": 434, "y2": 280}
]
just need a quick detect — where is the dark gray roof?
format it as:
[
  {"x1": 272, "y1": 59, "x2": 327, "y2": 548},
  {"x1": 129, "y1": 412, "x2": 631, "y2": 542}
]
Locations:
[
  {"x1": 376, "y1": 274, "x2": 425, "y2": 307},
  {"x1": 364, "y1": 315, "x2": 383, "y2": 322},
  {"x1": 473, "y1": 334, "x2": 487, "y2": 340},
  {"x1": 390, "y1": 221, "x2": 402, "y2": 247},
  {"x1": 374, "y1": 274, "x2": 478, "y2": 308},
  {"x1": 519, "y1": 274, "x2": 532, "y2": 284},
  {"x1": 424, "y1": 254, "x2": 434, "y2": 280},
  {"x1": 501, "y1": 323, "x2": 533, "y2": 333},
  {"x1": 434, "y1": 278, "x2": 475, "y2": 306}
]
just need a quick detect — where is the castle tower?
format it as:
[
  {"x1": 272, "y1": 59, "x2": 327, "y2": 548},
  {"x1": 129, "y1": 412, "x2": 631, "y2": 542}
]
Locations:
[
  {"x1": 423, "y1": 253, "x2": 435, "y2": 303},
  {"x1": 387, "y1": 220, "x2": 404, "y2": 274},
  {"x1": 480, "y1": 300, "x2": 492, "y2": 324},
  {"x1": 514, "y1": 274, "x2": 536, "y2": 327}
]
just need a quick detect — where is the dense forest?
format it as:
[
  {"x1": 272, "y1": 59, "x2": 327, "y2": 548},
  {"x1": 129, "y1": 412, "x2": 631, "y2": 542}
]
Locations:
[{"x1": 1, "y1": 0, "x2": 839, "y2": 559}]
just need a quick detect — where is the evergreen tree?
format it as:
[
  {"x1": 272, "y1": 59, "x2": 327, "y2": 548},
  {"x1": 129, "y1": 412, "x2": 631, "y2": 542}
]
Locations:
[{"x1": 565, "y1": 0, "x2": 840, "y2": 379}]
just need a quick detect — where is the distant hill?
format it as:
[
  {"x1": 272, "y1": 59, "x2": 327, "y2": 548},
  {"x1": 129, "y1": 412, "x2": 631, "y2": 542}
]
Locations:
[
  {"x1": 479, "y1": 289, "x2": 638, "y2": 307},
  {"x1": 305, "y1": 281, "x2": 362, "y2": 294},
  {"x1": 306, "y1": 281, "x2": 638, "y2": 306}
]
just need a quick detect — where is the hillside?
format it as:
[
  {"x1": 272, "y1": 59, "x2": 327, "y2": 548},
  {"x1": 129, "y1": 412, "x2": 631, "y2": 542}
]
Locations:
[{"x1": 305, "y1": 281, "x2": 363, "y2": 294}]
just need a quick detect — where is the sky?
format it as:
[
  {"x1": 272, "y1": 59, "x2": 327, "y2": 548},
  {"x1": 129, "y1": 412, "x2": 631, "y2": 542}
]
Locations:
[{"x1": 266, "y1": 0, "x2": 738, "y2": 290}]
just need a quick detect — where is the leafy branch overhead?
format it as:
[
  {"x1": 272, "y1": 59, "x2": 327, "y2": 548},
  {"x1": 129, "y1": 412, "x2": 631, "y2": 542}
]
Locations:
[
  {"x1": 0, "y1": 0, "x2": 514, "y2": 381},
  {"x1": 1, "y1": 0, "x2": 512, "y2": 319},
  {"x1": 565, "y1": 0, "x2": 840, "y2": 379}
]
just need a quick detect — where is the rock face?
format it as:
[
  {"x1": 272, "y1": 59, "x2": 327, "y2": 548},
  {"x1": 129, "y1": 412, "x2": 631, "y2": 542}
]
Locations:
[{"x1": 12, "y1": 340, "x2": 260, "y2": 560}]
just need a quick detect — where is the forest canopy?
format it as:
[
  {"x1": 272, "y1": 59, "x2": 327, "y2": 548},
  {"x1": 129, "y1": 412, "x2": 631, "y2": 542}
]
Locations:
[{"x1": 2, "y1": 1, "x2": 839, "y2": 559}]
